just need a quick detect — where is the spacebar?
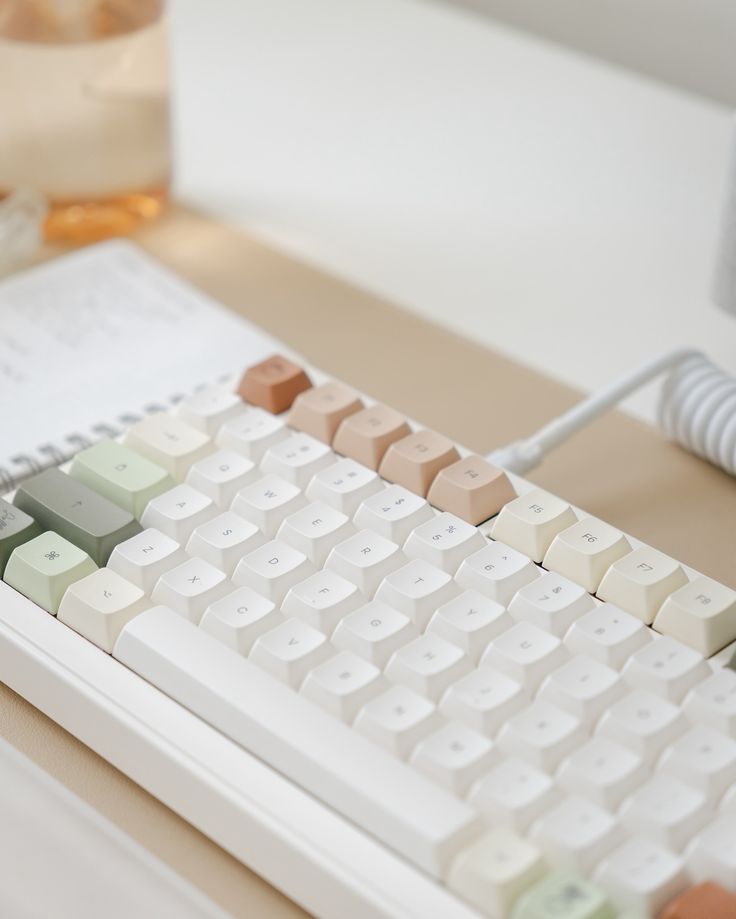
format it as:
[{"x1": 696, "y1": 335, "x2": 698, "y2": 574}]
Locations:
[{"x1": 114, "y1": 606, "x2": 482, "y2": 879}]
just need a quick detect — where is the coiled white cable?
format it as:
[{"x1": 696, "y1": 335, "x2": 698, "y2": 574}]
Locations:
[{"x1": 489, "y1": 349, "x2": 736, "y2": 477}]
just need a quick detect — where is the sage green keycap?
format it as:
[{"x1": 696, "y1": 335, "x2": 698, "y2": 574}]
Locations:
[
  {"x1": 0, "y1": 497, "x2": 42, "y2": 577},
  {"x1": 511, "y1": 871, "x2": 615, "y2": 919},
  {"x1": 13, "y1": 468, "x2": 142, "y2": 566},
  {"x1": 4, "y1": 531, "x2": 97, "y2": 614},
  {"x1": 70, "y1": 439, "x2": 174, "y2": 518}
]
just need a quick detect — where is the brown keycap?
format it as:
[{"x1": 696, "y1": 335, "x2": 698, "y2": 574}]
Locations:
[
  {"x1": 333, "y1": 404, "x2": 412, "y2": 470},
  {"x1": 660, "y1": 881, "x2": 736, "y2": 919},
  {"x1": 237, "y1": 354, "x2": 312, "y2": 414},
  {"x1": 427, "y1": 455, "x2": 516, "y2": 525},
  {"x1": 288, "y1": 382, "x2": 364, "y2": 443},
  {"x1": 378, "y1": 429, "x2": 460, "y2": 497}
]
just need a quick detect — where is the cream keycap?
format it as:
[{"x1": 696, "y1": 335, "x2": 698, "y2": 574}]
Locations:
[
  {"x1": 378, "y1": 429, "x2": 460, "y2": 497},
  {"x1": 185, "y1": 449, "x2": 258, "y2": 509},
  {"x1": 427, "y1": 456, "x2": 516, "y2": 526},
  {"x1": 597, "y1": 546, "x2": 688, "y2": 624},
  {"x1": 288, "y1": 381, "x2": 363, "y2": 443},
  {"x1": 653, "y1": 577, "x2": 736, "y2": 656},
  {"x1": 490, "y1": 488, "x2": 577, "y2": 563},
  {"x1": 123, "y1": 412, "x2": 213, "y2": 481},
  {"x1": 447, "y1": 828, "x2": 546, "y2": 919},
  {"x1": 332, "y1": 403, "x2": 411, "y2": 470},
  {"x1": 305, "y1": 457, "x2": 383, "y2": 516},
  {"x1": 199, "y1": 586, "x2": 282, "y2": 655},
  {"x1": 543, "y1": 517, "x2": 632, "y2": 593},
  {"x1": 58, "y1": 567, "x2": 149, "y2": 652},
  {"x1": 353, "y1": 484, "x2": 434, "y2": 544},
  {"x1": 260, "y1": 432, "x2": 335, "y2": 488}
]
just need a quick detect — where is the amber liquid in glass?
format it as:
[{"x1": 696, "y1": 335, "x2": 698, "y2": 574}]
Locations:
[{"x1": 0, "y1": 0, "x2": 171, "y2": 243}]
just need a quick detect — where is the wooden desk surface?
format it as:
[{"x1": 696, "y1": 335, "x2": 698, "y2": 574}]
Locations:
[{"x1": 2, "y1": 206, "x2": 735, "y2": 918}]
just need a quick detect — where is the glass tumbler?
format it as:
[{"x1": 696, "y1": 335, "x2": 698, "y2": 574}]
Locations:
[{"x1": 0, "y1": 0, "x2": 171, "y2": 243}]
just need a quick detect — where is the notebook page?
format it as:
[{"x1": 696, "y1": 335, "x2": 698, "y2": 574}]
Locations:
[{"x1": 0, "y1": 240, "x2": 281, "y2": 487}]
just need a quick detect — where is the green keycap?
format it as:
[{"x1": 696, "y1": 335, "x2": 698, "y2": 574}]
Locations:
[
  {"x1": 4, "y1": 531, "x2": 97, "y2": 614},
  {"x1": 0, "y1": 497, "x2": 41, "y2": 577},
  {"x1": 70, "y1": 438, "x2": 174, "y2": 518},
  {"x1": 511, "y1": 871, "x2": 615, "y2": 919},
  {"x1": 13, "y1": 467, "x2": 142, "y2": 566}
]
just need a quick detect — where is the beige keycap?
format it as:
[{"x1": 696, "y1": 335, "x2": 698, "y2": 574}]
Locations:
[
  {"x1": 543, "y1": 517, "x2": 631, "y2": 592},
  {"x1": 332, "y1": 404, "x2": 412, "y2": 470},
  {"x1": 597, "y1": 546, "x2": 688, "y2": 624},
  {"x1": 378, "y1": 430, "x2": 460, "y2": 498},
  {"x1": 654, "y1": 576, "x2": 736, "y2": 656},
  {"x1": 237, "y1": 354, "x2": 312, "y2": 414},
  {"x1": 288, "y1": 382, "x2": 364, "y2": 443},
  {"x1": 427, "y1": 455, "x2": 516, "y2": 525},
  {"x1": 490, "y1": 488, "x2": 577, "y2": 562}
]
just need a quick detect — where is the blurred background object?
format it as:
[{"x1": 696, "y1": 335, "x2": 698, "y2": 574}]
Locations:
[{"x1": 0, "y1": 0, "x2": 170, "y2": 243}]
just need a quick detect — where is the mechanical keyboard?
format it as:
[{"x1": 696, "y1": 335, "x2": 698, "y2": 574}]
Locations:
[{"x1": 2, "y1": 350, "x2": 736, "y2": 919}]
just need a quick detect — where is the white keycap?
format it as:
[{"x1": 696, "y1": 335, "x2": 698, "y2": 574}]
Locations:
[
  {"x1": 489, "y1": 488, "x2": 577, "y2": 562},
  {"x1": 683, "y1": 668, "x2": 736, "y2": 734},
  {"x1": 305, "y1": 457, "x2": 384, "y2": 516},
  {"x1": 594, "y1": 837, "x2": 687, "y2": 916},
  {"x1": 108, "y1": 527, "x2": 188, "y2": 594},
  {"x1": 261, "y1": 432, "x2": 334, "y2": 487},
  {"x1": 564, "y1": 603, "x2": 652, "y2": 669},
  {"x1": 620, "y1": 775, "x2": 711, "y2": 852},
  {"x1": 231, "y1": 474, "x2": 306, "y2": 537},
  {"x1": 354, "y1": 685, "x2": 443, "y2": 758},
  {"x1": 58, "y1": 567, "x2": 149, "y2": 653},
  {"x1": 115, "y1": 606, "x2": 481, "y2": 878},
  {"x1": 531, "y1": 796, "x2": 624, "y2": 873},
  {"x1": 447, "y1": 828, "x2": 546, "y2": 919},
  {"x1": 469, "y1": 759, "x2": 556, "y2": 833},
  {"x1": 410, "y1": 722, "x2": 498, "y2": 796},
  {"x1": 332, "y1": 601, "x2": 419, "y2": 667},
  {"x1": 185, "y1": 449, "x2": 258, "y2": 508},
  {"x1": 597, "y1": 546, "x2": 688, "y2": 624},
  {"x1": 498, "y1": 699, "x2": 585, "y2": 772},
  {"x1": 301, "y1": 650, "x2": 386, "y2": 722},
  {"x1": 277, "y1": 501, "x2": 354, "y2": 565},
  {"x1": 622, "y1": 636, "x2": 711, "y2": 702},
  {"x1": 543, "y1": 517, "x2": 631, "y2": 592},
  {"x1": 199, "y1": 586, "x2": 282, "y2": 655},
  {"x1": 385, "y1": 634, "x2": 473, "y2": 701},
  {"x1": 151, "y1": 557, "x2": 231, "y2": 624},
  {"x1": 456, "y1": 541, "x2": 540, "y2": 606},
  {"x1": 174, "y1": 385, "x2": 244, "y2": 435},
  {"x1": 440, "y1": 667, "x2": 528, "y2": 736},
  {"x1": 216, "y1": 406, "x2": 289, "y2": 461},
  {"x1": 557, "y1": 736, "x2": 647, "y2": 810},
  {"x1": 710, "y1": 639, "x2": 736, "y2": 670},
  {"x1": 374, "y1": 559, "x2": 458, "y2": 630},
  {"x1": 427, "y1": 590, "x2": 512, "y2": 662},
  {"x1": 325, "y1": 529, "x2": 406, "y2": 596},
  {"x1": 688, "y1": 814, "x2": 736, "y2": 890},
  {"x1": 186, "y1": 511, "x2": 265, "y2": 576},
  {"x1": 537, "y1": 655, "x2": 625, "y2": 724},
  {"x1": 140, "y1": 483, "x2": 218, "y2": 543},
  {"x1": 720, "y1": 785, "x2": 736, "y2": 813},
  {"x1": 281, "y1": 569, "x2": 362, "y2": 633},
  {"x1": 508, "y1": 571, "x2": 595, "y2": 637},
  {"x1": 659, "y1": 725, "x2": 736, "y2": 802},
  {"x1": 654, "y1": 576, "x2": 736, "y2": 657},
  {"x1": 124, "y1": 412, "x2": 213, "y2": 480},
  {"x1": 354, "y1": 484, "x2": 434, "y2": 544},
  {"x1": 403, "y1": 512, "x2": 486, "y2": 574},
  {"x1": 481, "y1": 622, "x2": 568, "y2": 692},
  {"x1": 596, "y1": 690, "x2": 687, "y2": 761},
  {"x1": 249, "y1": 617, "x2": 332, "y2": 688},
  {"x1": 233, "y1": 539, "x2": 314, "y2": 604}
]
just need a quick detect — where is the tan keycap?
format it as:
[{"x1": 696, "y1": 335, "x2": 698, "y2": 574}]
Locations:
[
  {"x1": 333, "y1": 404, "x2": 412, "y2": 469},
  {"x1": 237, "y1": 354, "x2": 312, "y2": 414},
  {"x1": 660, "y1": 881, "x2": 736, "y2": 919},
  {"x1": 427, "y1": 456, "x2": 516, "y2": 525},
  {"x1": 289, "y1": 382, "x2": 364, "y2": 443},
  {"x1": 378, "y1": 430, "x2": 460, "y2": 497}
]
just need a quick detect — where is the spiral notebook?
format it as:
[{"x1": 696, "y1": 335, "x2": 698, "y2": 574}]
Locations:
[{"x1": 0, "y1": 240, "x2": 281, "y2": 493}]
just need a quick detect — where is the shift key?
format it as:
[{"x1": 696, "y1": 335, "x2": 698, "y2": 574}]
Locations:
[{"x1": 13, "y1": 468, "x2": 141, "y2": 566}]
